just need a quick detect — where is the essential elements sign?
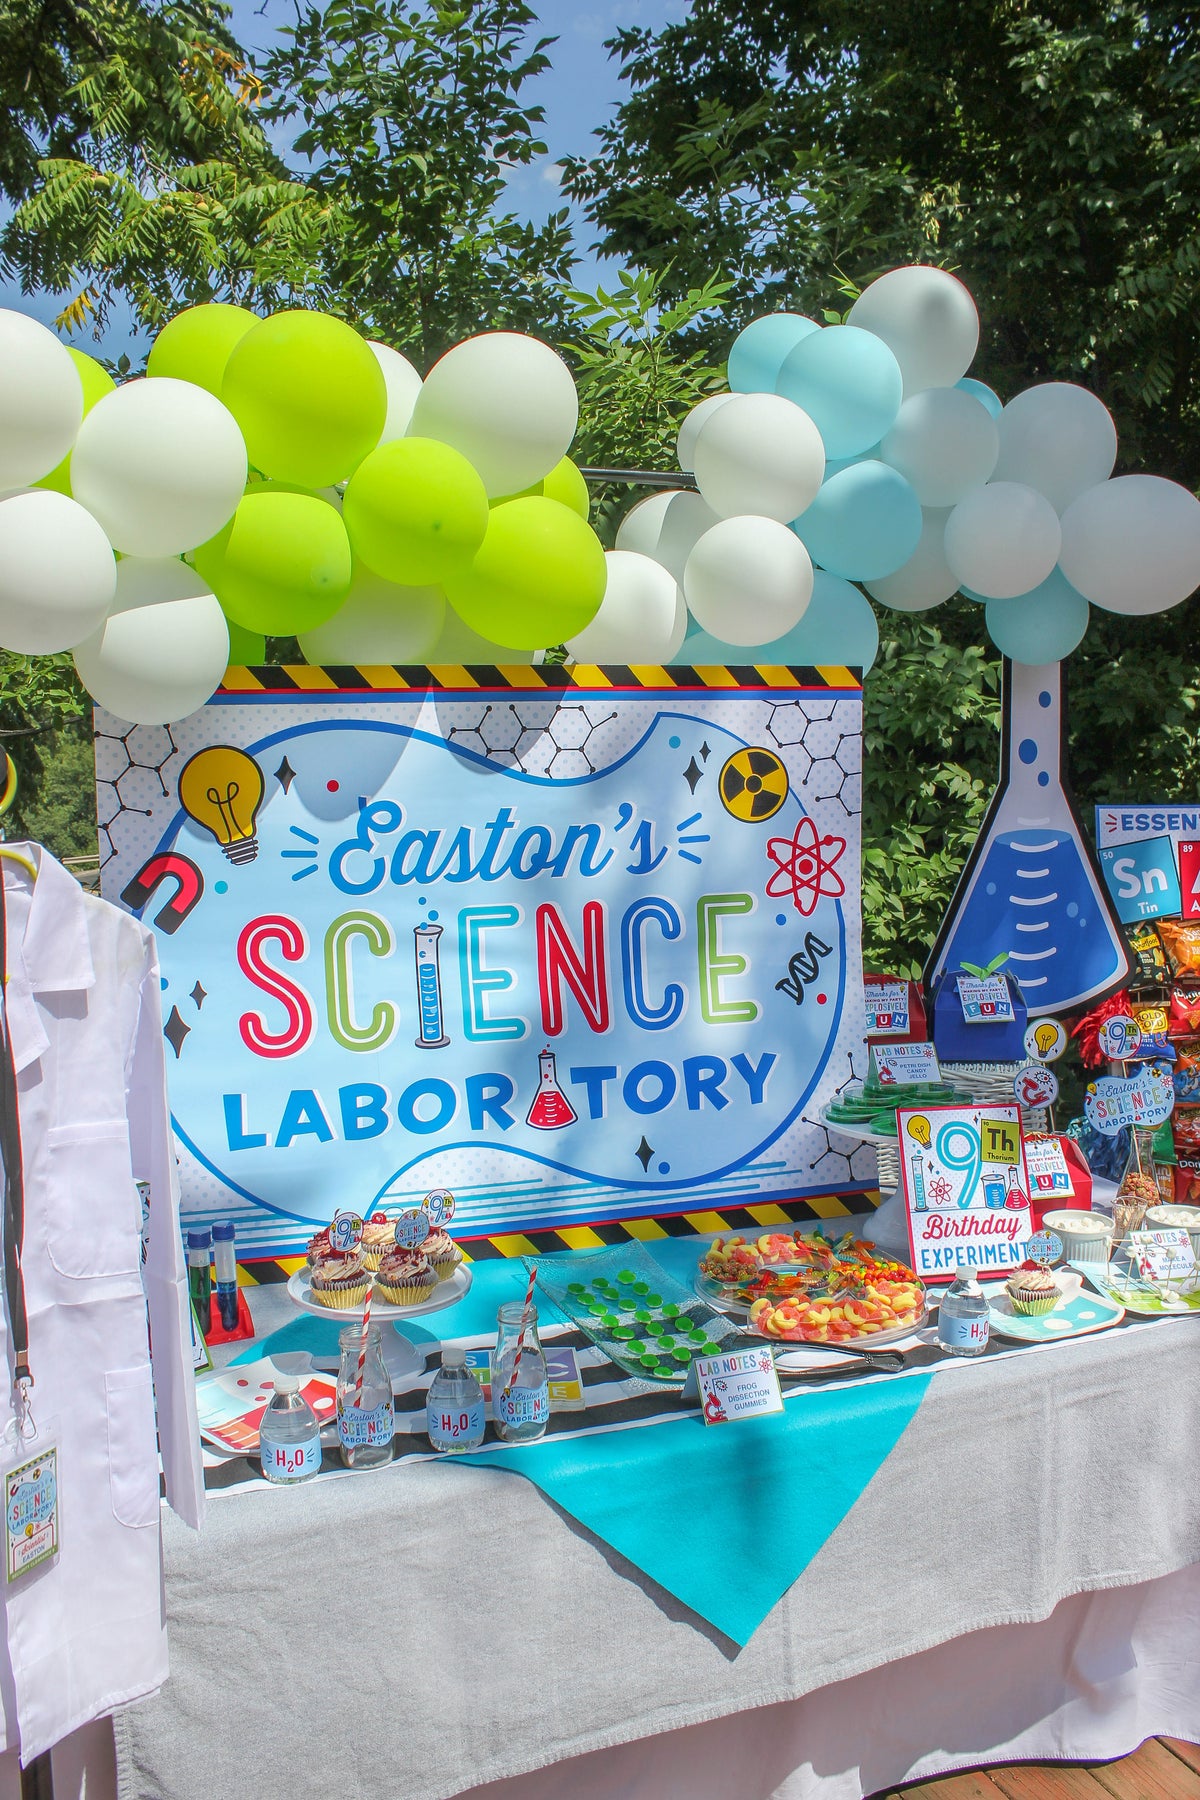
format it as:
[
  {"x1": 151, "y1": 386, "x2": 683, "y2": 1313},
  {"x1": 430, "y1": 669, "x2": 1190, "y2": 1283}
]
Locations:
[{"x1": 97, "y1": 667, "x2": 867, "y2": 1254}]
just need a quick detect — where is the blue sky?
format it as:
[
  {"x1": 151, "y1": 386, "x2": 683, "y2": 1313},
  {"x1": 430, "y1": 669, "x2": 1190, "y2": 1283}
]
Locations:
[{"x1": 2, "y1": 0, "x2": 686, "y2": 359}]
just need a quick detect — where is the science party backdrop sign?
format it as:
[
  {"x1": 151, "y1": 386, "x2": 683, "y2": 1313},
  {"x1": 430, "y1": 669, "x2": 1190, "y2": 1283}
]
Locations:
[{"x1": 97, "y1": 665, "x2": 870, "y2": 1257}]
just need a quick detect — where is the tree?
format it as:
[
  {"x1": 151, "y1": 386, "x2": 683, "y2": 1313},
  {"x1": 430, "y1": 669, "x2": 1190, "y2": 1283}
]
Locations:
[
  {"x1": 257, "y1": 0, "x2": 575, "y2": 365},
  {"x1": 0, "y1": 0, "x2": 325, "y2": 336},
  {"x1": 564, "y1": 0, "x2": 1200, "y2": 969}
]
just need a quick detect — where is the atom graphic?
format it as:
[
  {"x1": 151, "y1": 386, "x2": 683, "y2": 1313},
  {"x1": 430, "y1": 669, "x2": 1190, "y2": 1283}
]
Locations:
[
  {"x1": 928, "y1": 1174, "x2": 953, "y2": 1206},
  {"x1": 765, "y1": 815, "x2": 847, "y2": 917}
]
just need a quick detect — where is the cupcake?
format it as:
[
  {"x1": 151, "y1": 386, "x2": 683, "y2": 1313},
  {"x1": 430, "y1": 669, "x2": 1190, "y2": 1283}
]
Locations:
[
  {"x1": 1005, "y1": 1265, "x2": 1060, "y2": 1316},
  {"x1": 421, "y1": 1227, "x2": 462, "y2": 1281},
  {"x1": 306, "y1": 1226, "x2": 341, "y2": 1266},
  {"x1": 361, "y1": 1217, "x2": 396, "y2": 1270},
  {"x1": 308, "y1": 1252, "x2": 370, "y2": 1309},
  {"x1": 375, "y1": 1245, "x2": 436, "y2": 1306}
]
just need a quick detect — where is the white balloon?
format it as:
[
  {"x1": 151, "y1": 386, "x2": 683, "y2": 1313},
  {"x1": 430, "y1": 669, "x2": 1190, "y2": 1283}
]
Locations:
[
  {"x1": 299, "y1": 565, "x2": 444, "y2": 663},
  {"x1": 992, "y1": 383, "x2": 1117, "y2": 514},
  {"x1": 943, "y1": 482, "x2": 1062, "y2": 600},
  {"x1": 848, "y1": 266, "x2": 980, "y2": 395},
  {"x1": 615, "y1": 489, "x2": 718, "y2": 583},
  {"x1": 684, "y1": 516, "x2": 814, "y2": 645},
  {"x1": 71, "y1": 376, "x2": 247, "y2": 556},
  {"x1": 879, "y1": 388, "x2": 998, "y2": 508},
  {"x1": 0, "y1": 310, "x2": 83, "y2": 488},
  {"x1": 676, "y1": 393, "x2": 734, "y2": 473},
  {"x1": 1058, "y1": 475, "x2": 1200, "y2": 615},
  {"x1": 430, "y1": 604, "x2": 534, "y2": 664},
  {"x1": 369, "y1": 341, "x2": 423, "y2": 445},
  {"x1": 692, "y1": 393, "x2": 825, "y2": 523},
  {"x1": 73, "y1": 558, "x2": 229, "y2": 724},
  {"x1": 866, "y1": 509, "x2": 959, "y2": 611},
  {"x1": 567, "y1": 551, "x2": 685, "y2": 663},
  {"x1": 410, "y1": 332, "x2": 578, "y2": 496},
  {"x1": 0, "y1": 490, "x2": 115, "y2": 652}
]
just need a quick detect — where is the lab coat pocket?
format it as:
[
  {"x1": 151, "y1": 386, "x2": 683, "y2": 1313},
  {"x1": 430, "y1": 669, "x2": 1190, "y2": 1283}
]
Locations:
[
  {"x1": 106, "y1": 1367, "x2": 159, "y2": 1528},
  {"x1": 45, "y1": 1121, "x2": 140, "y2": 1280}
]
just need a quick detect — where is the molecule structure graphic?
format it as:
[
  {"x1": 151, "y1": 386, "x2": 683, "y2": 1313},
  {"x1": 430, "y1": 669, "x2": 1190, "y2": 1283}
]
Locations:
[
  {"x1": 762, "y1": 699, "x2": 861, "y2": 819},
  {"x1": 446, "y1": 700, "x2": 622, "y2": 779},
  {"x1": 94, "y1": 723, "x2": 182, "y2": 867},
  {"x1": 801, "y1": 1055, "x2": 880, "y2": 1190}
]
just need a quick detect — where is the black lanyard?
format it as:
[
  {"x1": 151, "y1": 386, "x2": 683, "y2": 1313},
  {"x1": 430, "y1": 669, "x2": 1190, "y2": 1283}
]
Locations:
[{"x1": 0, "y1": 878, "x2": 30, "y2": 1391}]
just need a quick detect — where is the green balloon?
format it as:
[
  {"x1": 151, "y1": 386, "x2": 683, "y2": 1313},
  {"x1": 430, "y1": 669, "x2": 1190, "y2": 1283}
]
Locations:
[
  {"x1": 443, "y1": 497, "x2": 606, "y2": 649},
  {"x1": 147, "y1": 304, "x2": 258, "y2": 398},
  {"x1": 37, "y1": 348, "x2": 116, "y2": 496},
  {"x1": 224, "y1": 619, "x2": 267, "y2": 664},
  {"x1": 494, "y1": 456, "x2": 590, "y2": 520},
  {"x1": 195, "y1": 490, "x2": 351, "y2": 635},
  {"x1": 222, "y1": 311, "x2": 386, "y2": 488},
  {"x1": 343, "y1": 438, "x2": 488, "y2": 586}
]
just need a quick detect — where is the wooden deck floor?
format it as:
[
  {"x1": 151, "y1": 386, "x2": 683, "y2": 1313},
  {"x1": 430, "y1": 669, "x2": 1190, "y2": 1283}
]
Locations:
[{"x1": 877, "y1": 1737, "x2": 1200, "y2": 1799}]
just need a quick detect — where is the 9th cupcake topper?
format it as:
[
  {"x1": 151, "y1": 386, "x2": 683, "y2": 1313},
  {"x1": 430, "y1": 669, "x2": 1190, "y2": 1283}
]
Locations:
[
  {"x1": 394, "y1": 1209, "x2": 431, "y2": 1249},
  {"x1": 329, "y1": 1209, "x2": 365, "y2": 1253},
  {"x1": 424, "y1": 1189, "x2": 455, "y2": 1228}
]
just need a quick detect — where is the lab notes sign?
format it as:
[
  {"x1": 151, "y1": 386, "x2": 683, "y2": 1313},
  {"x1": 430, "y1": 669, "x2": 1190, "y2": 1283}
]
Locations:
[{"x1": 96, "y1": 666, "x2": 868, "y2": 1256}]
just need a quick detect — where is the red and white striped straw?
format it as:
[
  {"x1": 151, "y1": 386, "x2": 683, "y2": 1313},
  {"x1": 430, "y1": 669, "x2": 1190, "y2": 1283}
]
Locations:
[
  {"x1": 503, "y1": 1264, "x2": 538, "y2": 1397},
  {"x1": 353, "y1": 1275, "x2": 375, "y2": 1408}
]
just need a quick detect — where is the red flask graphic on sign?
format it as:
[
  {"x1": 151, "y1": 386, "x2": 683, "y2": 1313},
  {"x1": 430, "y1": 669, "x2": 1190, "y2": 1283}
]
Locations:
[{"x1": 526, "y1": 1048, "x2": 577, "y2": 1130}]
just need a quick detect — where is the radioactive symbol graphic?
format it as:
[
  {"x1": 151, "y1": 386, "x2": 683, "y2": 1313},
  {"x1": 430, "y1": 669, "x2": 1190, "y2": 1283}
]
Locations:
[{"x1": 718, "y1": 747, "x2": 789, "y2": 822}]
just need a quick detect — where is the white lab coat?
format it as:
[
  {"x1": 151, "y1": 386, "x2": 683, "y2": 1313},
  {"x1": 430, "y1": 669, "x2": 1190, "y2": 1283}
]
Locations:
[{"x1": 0, "y1": 846, "x2": 203, "y2": 1765}]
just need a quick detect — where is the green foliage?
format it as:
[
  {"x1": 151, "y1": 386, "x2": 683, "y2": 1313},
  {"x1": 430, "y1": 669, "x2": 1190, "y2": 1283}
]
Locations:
[
  {"x1": 8, "y1": 725, "x2": 99, "y2": 861},
  {"x1": 861, "y1": 617, "x2": 999, "y2": 975},
  {"x1": 259, "y1": 0, "x2": 576, "y2": 364},
  {"x1": 564, "y1": 265, "x2": 730, "y2": 539}
]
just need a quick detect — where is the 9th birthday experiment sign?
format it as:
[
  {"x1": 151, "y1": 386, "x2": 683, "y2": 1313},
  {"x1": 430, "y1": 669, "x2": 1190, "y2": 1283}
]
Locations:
[{"x1": 97, "y1": 671, "x2": 869, "y2": 1257}]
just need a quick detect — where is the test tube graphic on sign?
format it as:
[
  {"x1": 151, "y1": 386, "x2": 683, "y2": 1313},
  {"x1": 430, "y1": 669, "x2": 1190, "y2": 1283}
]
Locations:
[
  {"x1": 526, "y1": 1048, "x2": 577, "y2": 1130},
  {"x1": 413, "y1": 924, "x2": 449, "y2": 1048}
]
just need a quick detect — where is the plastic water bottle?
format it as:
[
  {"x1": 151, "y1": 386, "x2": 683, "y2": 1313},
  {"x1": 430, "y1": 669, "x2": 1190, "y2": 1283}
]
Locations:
[
  {"x1": 426, "y1": 1346, "x2": 486, "y2": 1453},
  {"x1": 259, "y1": 1374, "x2": 323, "y2": 1484},
  {"x1": 937, "y1": 1264, "x2": 991, "y2": 1357}
]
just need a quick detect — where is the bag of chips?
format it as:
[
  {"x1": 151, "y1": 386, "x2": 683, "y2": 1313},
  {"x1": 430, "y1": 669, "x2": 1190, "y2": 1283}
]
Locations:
[
  {"x1": 1175, "y1": 1153, "x2": 1200, "y2": 1206},
  {"x1": 1131, "y1": 1002, "x2": 1173, "y2": 1058},
  {"x1": 1157, "y1": 918, "x2": 1200, "y2": 979},
  {"x1": 1169, "y1": 986, "x2": 1200, "y2": 1037},
  {"x1": 1172, "y1": 1108, "x2": 1200, "y2": 1156},
  {"x1": 1175, "y1": 1043, "x2": 1200, "y2": 1103},
  {"x1": 1124, "y1": 919, "x2": 1168, "y2": 986}
]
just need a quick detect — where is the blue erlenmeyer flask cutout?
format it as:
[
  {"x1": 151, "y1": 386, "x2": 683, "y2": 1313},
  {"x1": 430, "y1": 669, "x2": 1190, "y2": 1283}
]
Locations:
[{"x1": 925, "y1": 658, "x2": 1132, "y2": 1016}]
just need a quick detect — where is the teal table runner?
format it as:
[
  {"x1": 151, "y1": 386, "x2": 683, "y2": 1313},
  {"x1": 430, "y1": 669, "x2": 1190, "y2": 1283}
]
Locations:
[{"x1": 234, "y1": 1242, "x2": 929, "y2": 1643}]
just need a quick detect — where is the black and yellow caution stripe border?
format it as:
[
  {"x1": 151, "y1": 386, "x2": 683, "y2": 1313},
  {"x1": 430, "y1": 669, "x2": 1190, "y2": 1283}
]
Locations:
[
  {"x1": 218, "y1": 663, "x2": 862, "y2": 697},
  {"x1": 237, "y1": 1191, "x2": 882, "y2": 1285}
]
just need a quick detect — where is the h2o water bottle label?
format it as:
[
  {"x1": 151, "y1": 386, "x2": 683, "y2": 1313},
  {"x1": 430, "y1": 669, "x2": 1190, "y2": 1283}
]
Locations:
[
  {"x1": 495, "y1": 1384, "x2": 549, "y2": 1428},
  {"x1": 337, "y1": 1399, "x2": 394, "y2": 1447},
  {"x1": 261, "y1": 1435, "x2": 322, "y2": 1481},
  {"x1": 938, "y1": 1313, "x2": 989, "y2": 1350},
  {"x1": 427, "y1": 1398, "x2": 485, "y2": 1451}
]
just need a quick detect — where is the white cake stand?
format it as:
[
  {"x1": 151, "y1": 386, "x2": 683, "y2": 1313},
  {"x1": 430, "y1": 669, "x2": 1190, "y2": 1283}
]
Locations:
[{"x1": 285, "y1": 1265, "x2": 473, "y2": 1388}]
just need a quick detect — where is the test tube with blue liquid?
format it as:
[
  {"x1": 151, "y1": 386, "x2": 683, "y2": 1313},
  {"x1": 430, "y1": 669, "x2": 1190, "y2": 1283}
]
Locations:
[{"x1": 413, "y1": 923, "x2": 449, "y2": 1048}]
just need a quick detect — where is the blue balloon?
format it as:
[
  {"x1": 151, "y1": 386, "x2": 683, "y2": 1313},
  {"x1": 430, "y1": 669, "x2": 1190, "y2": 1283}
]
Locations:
[
  {"x1": 984, "y1": 569, "x2": 1089, "y2": 664},
  {"x1": 959, "y1": 584, "x2": 990, "y2": 602},
  {"x1": 670, "y1": 572, "x2": 879, "y2": 673},
  {"x1": 823, "y1": 446, "x2": 879, "y2": 478},
  {"x1": 776, "y1": 325, "x2": 903, "y2": 459},
  {"x1": 793, "y1": 461, "x2": 922, "y2": 582},
  {"x1": 956, "y1": 377, "x2": 1003, "y2": 420},
  {"x1": 728, "y1": 314, "x2": 820, "y2": 394}
]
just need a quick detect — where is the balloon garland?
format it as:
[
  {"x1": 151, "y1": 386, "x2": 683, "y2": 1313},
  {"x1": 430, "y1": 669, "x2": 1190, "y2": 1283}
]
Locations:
[{"x1": 0, "y1": 265, "x2": 1197, "y2": 726}]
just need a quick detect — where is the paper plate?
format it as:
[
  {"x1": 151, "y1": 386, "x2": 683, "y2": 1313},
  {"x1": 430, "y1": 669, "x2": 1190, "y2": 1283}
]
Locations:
[
  {"x1": 286, "y1": 1263, "x2": 472, "y2": 1320},
  {"x1": 987, "y1": 1288, "x2": 1124, "y2": 1342}
]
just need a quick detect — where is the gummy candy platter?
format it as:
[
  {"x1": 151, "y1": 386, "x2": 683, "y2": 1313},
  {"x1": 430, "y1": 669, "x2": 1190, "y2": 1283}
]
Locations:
[{"x1": 527, "y1": 1242, "x2": 744, "y2": 1384}]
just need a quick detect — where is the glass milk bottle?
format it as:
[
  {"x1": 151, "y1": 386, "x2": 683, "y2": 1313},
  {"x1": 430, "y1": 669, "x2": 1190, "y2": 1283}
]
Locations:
[
  {"x1": 493, "y1": 1302, "x2": 550, "y2": 1443},
  {"x1": 336, "y1": 1325, "x2": 395, "y2": 1470}
]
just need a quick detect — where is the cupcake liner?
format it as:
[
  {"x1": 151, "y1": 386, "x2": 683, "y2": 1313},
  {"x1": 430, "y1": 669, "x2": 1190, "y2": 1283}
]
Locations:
[
  {"x1": 310, "y1": 1281, "x2": 369, "y2": 1309},
  {"x1": 376, "y1": 1280, "x2": 436, "y2": 1307},
  {"x1": 1009, "y1": 1289, "x2": 1059, "y2": 1316},
  {"x1": 427, "y1": 1254, "x2": 461, "y2": 1282}
]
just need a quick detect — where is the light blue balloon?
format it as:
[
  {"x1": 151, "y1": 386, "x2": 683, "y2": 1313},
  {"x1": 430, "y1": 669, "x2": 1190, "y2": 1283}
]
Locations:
[
  {"x1": 793, "y1": 461, "x2": 922, "y2": 582},
  {"x1": 823, "y1": 445, "x2": 879, "y2": 478},
  {"x1": 776, "y1": 325, "x2": 904, "y2": 459},
  {"x1": 956, "y1": 377, "x2": 1003, "y2": 420},
  {"x1": 670, "y1": 571, "x2": 879, "y2": 673},
  {"x1": 984, "y1": 569, "x2": 1089, "y2": 664},
  {"x1": 728, "y1": 313, "x2": 820, "y2": 394},
  {"x1": 959, "y1": 584, "x2": 990, "y2": 602}
]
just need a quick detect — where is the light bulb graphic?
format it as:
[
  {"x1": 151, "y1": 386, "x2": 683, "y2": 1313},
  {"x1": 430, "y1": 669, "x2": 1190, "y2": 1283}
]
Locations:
[
  {"x1": 1034, "y1": 1021, "x2": 1058, "y2": 1058},
  {"x1": 906, "y1": 1115, "x2": 931, "y2": 1149},
  {"x1": 178, "y1": 747, "x2": 265, "y2": 865}
]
